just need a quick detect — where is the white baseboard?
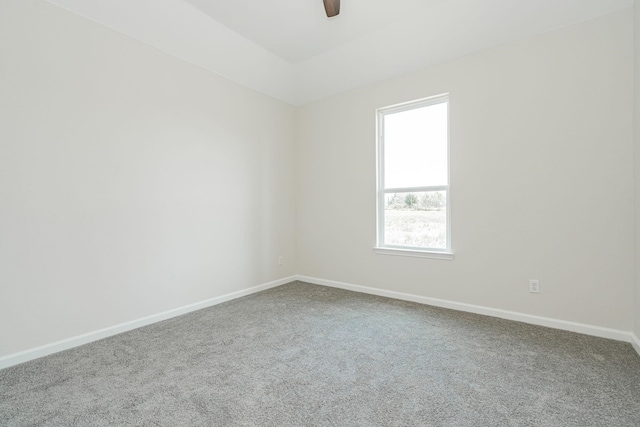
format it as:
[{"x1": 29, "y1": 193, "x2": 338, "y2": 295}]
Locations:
[
  {"x1": 0, "y1": 276, "x2": 296, "y2": 371},
  {"x1": 296, "y1": 275, "x2": 637, "y2": 348},
  {"x1": 3, "y1": 274, "x2": 638, "y2": 370},
  {"x1": 632, "y1": 333, "x2": 640, "y2": 357}
]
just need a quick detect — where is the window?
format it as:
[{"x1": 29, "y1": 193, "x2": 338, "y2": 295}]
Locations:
[{"x1": 375, "y1": 94, "x2": 452, "y2": 259}]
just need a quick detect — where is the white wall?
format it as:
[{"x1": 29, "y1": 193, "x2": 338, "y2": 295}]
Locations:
[
  {"x1": 296, "y1": 11, "x2": 635, "y2": 331},
  {"x1": 0, "y1": 0, "x2": 296, "y2": 358},
  {"x1": 634, "y1": 2, "x2": 640, "y2": 346}
]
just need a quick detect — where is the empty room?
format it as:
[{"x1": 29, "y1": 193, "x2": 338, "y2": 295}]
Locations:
[{"x1": 1, "y1": 0, "x2": 640, "y2": 425}]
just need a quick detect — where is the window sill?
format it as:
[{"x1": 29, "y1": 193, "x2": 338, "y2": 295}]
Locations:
[{"x1": 373, "y1": 247, "x2": 454, "y2": 260}]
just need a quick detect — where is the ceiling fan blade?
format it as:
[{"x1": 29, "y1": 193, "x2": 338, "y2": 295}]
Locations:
[{"x1": 323, "y1": 0, "x2": 340, "y2": 17}]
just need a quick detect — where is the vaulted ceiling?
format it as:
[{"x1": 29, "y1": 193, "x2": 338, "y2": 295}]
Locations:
[{"x1": 46, "y1": 0, "x2": 632, "y2": 105}]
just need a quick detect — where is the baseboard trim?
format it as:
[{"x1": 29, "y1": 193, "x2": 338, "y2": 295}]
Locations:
[
  {"x1": 632, "y1": 333, "x2": 640, "y2": 357},
  {"x1": 296, "y1": 275, "x2": 635, "y2": 346},
  {"x1": 3, "y1": 275, "x2": 637, "y2": 370},
  {"x1": 0, "y1": 275, "x2": 296, "y2": 371}
]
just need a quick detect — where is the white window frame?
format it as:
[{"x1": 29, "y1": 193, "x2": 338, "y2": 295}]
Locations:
[{"x1": 374, "y1": 94, "x2": 453, "y2": 260}]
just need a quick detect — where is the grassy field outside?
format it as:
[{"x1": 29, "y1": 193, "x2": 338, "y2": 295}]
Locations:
[{"x1": 384, "y1": 209, "x2": 446, "y2": 249}]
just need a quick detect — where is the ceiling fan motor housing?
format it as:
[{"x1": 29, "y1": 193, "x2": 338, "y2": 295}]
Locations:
[{"x1": 323, "y1": 0, "x2": 340, "y2": 17}]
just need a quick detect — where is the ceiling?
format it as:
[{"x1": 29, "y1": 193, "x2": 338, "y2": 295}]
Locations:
[
  {"x1": 46, "y1": 0, "x2": 633, "y2": 105},
  {"x1": 182, "y1": 0, "x2": 442, "y2": 63}
]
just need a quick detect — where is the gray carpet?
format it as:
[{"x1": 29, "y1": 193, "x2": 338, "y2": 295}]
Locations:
[{"x1": 1, "y1": 281, "x2": 639, "y2": 426}]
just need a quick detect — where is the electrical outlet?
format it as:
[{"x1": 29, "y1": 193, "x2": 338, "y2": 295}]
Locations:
[
  {"x1": 278, "y1": 256, "x2": 283, "y2": 266},
  {"x1": 529, "y1": 279, "x2": 539, "y2": 293}
]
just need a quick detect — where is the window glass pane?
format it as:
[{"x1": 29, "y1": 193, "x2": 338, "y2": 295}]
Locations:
[
  {"x1": 384, "y1": 102, "x2": 448, "y2": 189},
  {"x1": 384, "y1": 191, "x2": 447, "y2": 249}
]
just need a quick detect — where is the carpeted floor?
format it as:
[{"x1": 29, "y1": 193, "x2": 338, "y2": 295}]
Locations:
[{"x1": 1, "y1": 281, "x2": 639, "y2": 426}]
